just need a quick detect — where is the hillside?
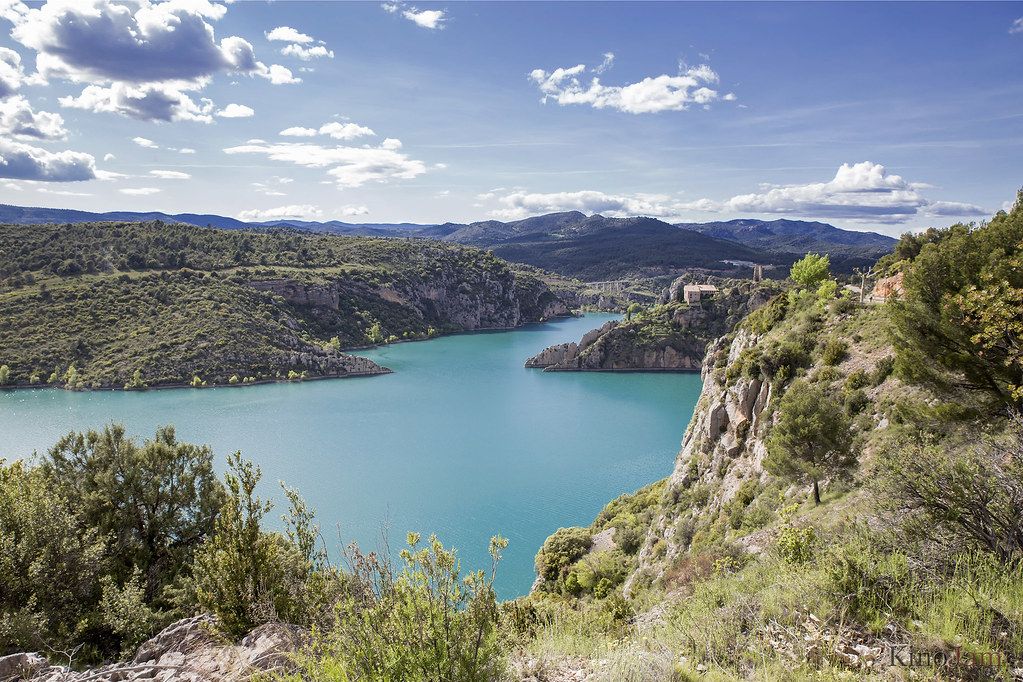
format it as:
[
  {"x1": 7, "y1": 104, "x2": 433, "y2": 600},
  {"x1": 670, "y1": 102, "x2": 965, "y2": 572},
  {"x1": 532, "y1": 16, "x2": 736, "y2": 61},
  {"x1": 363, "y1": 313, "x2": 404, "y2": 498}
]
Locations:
[
  {"x1": 2, "y1": 202, "x2": 1021, "y2": 680},
  {"x1": 678, "y1": 218, "x2": 895, "y2": 256},
  {"x1": 0, "y1": 221, "x2": 570, "y2": 389},
  {"x1": 525, "y1": 279, "x2": 784, "y2": 371},
  {"x1": 0, "y1": 204, "x2": 894, "y2": 280}
]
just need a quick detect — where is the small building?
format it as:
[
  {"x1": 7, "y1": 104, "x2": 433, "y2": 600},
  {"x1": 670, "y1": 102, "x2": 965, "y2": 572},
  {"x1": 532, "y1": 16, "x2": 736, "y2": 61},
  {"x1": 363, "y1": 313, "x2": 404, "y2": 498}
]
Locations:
[{"x1": 682, "y1": 284, "x2": 717, "y2": 305}]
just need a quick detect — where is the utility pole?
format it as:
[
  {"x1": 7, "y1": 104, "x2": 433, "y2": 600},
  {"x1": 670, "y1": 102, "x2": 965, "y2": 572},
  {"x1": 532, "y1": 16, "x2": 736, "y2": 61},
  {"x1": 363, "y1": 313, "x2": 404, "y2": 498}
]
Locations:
[{"x1": 853, "y1": 267, "x2": 867, "y2": 304}]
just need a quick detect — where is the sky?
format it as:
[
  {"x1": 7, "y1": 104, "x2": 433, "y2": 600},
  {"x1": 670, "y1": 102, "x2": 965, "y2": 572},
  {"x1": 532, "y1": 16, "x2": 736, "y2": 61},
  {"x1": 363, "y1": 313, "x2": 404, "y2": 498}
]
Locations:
[{"x1": 0, "y1": 0, "x2": 1021, "y2": 235}]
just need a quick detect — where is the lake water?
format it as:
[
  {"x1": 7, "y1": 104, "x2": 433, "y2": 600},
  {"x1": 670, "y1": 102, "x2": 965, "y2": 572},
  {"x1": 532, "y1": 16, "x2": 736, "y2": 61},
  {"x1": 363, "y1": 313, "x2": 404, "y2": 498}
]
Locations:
[{"x1": 0, "y1": 313, "x2": 702, "y2": 597}]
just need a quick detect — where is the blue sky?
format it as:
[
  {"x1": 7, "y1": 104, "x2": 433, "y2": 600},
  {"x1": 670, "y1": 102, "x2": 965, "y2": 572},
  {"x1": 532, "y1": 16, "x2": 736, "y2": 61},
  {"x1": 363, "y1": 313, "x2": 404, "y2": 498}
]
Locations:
[{"x1": 0, "y1": 0, "x2": 1020, "y2": 234}]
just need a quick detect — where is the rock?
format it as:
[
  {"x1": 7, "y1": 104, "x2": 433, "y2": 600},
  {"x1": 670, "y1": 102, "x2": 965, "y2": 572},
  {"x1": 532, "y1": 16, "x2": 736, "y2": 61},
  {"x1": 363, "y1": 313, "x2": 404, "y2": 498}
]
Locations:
[
  {"x1": 8, "y1": 617, "x2": 308, "y2": 682},
  {"x1": 0, "y1": 652, "x2": 50, "y2": 681}
]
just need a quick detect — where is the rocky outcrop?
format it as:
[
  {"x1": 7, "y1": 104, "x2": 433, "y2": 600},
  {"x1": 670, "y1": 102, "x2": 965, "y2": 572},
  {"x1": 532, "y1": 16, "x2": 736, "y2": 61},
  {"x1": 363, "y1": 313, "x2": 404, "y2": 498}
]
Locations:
[
  {"x1": 250, "y1": 266, "x2": 569, "y2": 337},
  {"x1": 1, "y1": 616, "x2": 305, "y2": 682},
  {"x1": 527, "y1": 281, "x2": 781, "y2": 373}
]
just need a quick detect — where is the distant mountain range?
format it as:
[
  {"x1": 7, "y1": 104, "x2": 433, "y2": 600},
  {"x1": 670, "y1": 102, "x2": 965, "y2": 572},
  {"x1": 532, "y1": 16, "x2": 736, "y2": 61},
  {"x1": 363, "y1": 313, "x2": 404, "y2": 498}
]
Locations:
[{"x1": 0, "y1": 204, "x2": 895, "y2": 280}]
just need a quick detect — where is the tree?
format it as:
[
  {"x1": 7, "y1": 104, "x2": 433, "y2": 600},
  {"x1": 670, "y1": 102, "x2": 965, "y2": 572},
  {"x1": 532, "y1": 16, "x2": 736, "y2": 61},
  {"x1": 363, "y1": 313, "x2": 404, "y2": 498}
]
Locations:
[
  {"x1": 890, "y1": 194, "x2": 1023, "y2": 410},
  {"x1": 43, "y1": 425, "x2": 224, "y2": 601},
  {"x1": 626, "y1": 303, "x2": 642, "y2": 320},
  {"x1": 764, "y1": 380, "x2": 855, "y2": 504},
  {"x1": 0, "y1": 364, "x2": 9, "y2": 386},
  {"x1": 789, "y1": 253, "x2": 831, "y2": 289},
  {"x1": 191, "y1": 453, "x2": 310, "y2": 636}
]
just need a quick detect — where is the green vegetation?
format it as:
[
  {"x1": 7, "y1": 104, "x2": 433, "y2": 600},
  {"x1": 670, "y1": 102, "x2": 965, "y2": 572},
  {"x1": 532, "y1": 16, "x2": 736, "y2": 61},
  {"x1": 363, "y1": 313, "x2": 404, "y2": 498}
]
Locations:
[
  {"x1": 788, "y1": 252, "x2": 831, "y2": 288},
  {"x1": 890, "y1": 192, "x2": 1023, "y2": 410},
  {"x1": 0, "y1": 221, "x2": 567, "y2": 389},
  {"x1": 764, "y1": 380, "x2": 855, "y2": 504}
]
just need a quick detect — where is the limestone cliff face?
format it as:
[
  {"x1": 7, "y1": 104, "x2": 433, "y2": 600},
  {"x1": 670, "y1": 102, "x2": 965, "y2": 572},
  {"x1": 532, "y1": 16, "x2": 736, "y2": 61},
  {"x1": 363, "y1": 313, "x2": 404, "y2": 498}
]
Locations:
[
  {"x1": 525, "y1": 316, "x2": 705, "y2": 371},
  {"x1": 249, "y1": 266, "x2": 568, "y2": 336},
  {"x1": 524, "y1": 282, "x2": 779, "y2": 372}
]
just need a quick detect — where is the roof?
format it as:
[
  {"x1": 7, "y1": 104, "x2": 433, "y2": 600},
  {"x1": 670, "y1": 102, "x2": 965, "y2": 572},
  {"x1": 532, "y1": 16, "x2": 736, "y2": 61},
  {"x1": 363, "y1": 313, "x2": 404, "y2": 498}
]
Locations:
[{"x1": 682, "y1": 284, "x2": 718, "y2": 293}]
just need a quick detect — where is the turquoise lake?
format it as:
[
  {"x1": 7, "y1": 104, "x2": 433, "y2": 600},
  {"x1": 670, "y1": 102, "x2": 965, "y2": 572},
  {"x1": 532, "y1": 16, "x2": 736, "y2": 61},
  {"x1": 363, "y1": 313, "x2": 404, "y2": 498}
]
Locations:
[{"x1": 0, "y1": 313, "x2": 702, "y2": 597}]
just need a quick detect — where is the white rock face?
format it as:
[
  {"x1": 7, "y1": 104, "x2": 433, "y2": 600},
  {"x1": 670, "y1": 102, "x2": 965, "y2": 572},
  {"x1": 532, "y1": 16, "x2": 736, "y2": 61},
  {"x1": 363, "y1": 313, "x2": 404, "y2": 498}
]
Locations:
[{"x1": 6, "y1": 616, "x2": 306, "y2": 682}]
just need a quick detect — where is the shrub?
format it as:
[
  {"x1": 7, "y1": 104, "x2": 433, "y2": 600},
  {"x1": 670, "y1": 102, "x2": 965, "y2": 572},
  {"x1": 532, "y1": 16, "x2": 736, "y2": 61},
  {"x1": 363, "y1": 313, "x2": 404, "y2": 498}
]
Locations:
[
  {"x1": 775, "y1": 504, "x2": 816, "y2": 564},
  {"x1": 535, "y1": 527, "x2": 591, "y2": 584},
  {"x1": 192, "y1": 453, "x2": 313, "y2": 636},
  {"x1": 0, "y1": 364, "x2": 10, "y2": 386},
  {"x1": 844, "y1": 368, "x2": 870, "y2": 391},
  {"x1": 282, "y1": 534, "x2": 507, "y2": 682},
  {"x1": 820, "y1": 338, "x2": 848, "y2": 366}
]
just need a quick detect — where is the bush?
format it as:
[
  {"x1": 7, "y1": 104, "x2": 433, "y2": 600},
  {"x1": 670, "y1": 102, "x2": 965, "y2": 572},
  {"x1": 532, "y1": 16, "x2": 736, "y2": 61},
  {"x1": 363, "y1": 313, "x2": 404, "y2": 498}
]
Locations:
[
  {"x1": 282, "y1": 534, "x2": 507, "y2": 682},
  {"x1": 820, "y1": 338, "x2": 848, "y2": 366},
  {"x1": 535, "y1": 527, "x2": 591, "y2": 585}
]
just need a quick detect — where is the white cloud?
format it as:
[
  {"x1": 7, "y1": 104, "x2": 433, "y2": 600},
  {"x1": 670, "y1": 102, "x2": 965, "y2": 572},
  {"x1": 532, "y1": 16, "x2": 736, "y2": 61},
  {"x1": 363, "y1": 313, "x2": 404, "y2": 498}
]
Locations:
[
  {"x1": 132, "y1": 136, "x2": 159, "y2": 149},
  {"x1": 403, "y1": 7, "x2": 446, "y2": 29},
  {"x1": 681, "y1": 162, "x2": 988, "y2": 224},
  {"x1": 265, "y1": 26, "x2": 313, "y2": 44},
  {"x1": 149, "y1": 170, "x2": 191, "y2": 180},
  {"x1": 281, "y1": 44, "x2": 334, "y2": 60},
  {"x1": 258, "y1": 63, "x2": 301, "y2": 85},
  {"x1": 529, "y1": 58, "x2": 732, "y2": 114},
  {"x1": 95, "y1": 169, "x2": 127, "y2": 180},
  {"x1": 37, "y1": 187, "x2": 92, "y2": 197},
  {"x1": 4, "y1": 0, "x2": 297, "y2": 121},
  {"x1": 120, "y1": 187, "x2": 161, "y2": 195},
  {"x1": 319, "y1": 121, "x2": 375, "y2": 140},
  {"x1": 383, "y1": 3, "x2": 446, "y2": 29},
  {"x1": 594, "y1": 52, "x2": 615, "y2": 74},
  {"x1": 179, "y1": 147, "x2": 196, "y2": 154},
  {"x1": 1011, "y1": 17, "x2": 1023, "y2": 34},
  {"x1": 223, "y1": 139, "x2": 427, "y2": 188},
  {"x1": 280, "y1": 126, "x2": 318, "y2": 137},
  {"x1": 0, "y1": 138, "x2": 96, "y2": 181},
  {"x1": 217, "y1": 103, "x2": 254, "y2": 118},
  {"x1": 341, "y1": 205, "x2": 370, "y2": 216},
  {"x1": 237, "y1": 204, "x2": 323, "y2": 221},
  {"x1": 0, "y1": 47, "x2": 28, "y2": 98},
  {"x1": 103, "y1": 153, "x2": 115, "y2": 161},
  {"x1": 60, "y1": 82, "x2": 216, "y2": 123},
  {"x1": 0, "y1": 96, "x2": 67, "y2": 140},
  {"x1": 489, "y1": 190, "x2": 680, "y2": 220},
  {"x1": 279, "y1": 121, "x2": 376, "y2": 140}
]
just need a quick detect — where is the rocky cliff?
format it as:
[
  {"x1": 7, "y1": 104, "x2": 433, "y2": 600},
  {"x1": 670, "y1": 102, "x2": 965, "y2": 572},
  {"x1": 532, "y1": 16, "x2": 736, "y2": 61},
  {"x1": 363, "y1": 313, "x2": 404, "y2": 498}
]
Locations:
[{"x1": 525, "y1": 280, "x2": 781, "y2": 372}]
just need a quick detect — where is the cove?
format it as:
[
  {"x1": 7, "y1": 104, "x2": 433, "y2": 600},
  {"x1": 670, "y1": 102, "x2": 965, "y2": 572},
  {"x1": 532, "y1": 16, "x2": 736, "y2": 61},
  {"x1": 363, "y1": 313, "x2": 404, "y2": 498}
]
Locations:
[{"x1": 0, "y1": 313, "x2": 702, "y2": 598}]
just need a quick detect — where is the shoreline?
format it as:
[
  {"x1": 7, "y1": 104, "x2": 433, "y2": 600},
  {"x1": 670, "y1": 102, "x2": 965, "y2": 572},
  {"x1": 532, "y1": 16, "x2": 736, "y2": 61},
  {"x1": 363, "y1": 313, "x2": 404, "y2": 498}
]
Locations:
[{"x1": 0, "y1": 312, "x2": 598, "y2": 394}]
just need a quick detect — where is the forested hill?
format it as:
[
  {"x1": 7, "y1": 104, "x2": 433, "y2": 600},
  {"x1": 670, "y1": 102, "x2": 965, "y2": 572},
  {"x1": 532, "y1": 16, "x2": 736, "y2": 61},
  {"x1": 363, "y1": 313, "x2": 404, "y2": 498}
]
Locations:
[
  {"x1": 0, "y1": 221, "x2": 571, "y2": 390},
  {"x1": 0, "y1": 204, "x2": 894, "y2": 279}
]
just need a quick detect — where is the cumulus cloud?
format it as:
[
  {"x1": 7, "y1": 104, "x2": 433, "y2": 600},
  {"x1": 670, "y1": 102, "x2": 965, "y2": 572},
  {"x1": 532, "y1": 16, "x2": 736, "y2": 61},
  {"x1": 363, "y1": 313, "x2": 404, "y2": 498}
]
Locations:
[
  {"x1": 489, "y1": 190, "x2": 680, "y2": 220},
  {"x1": 258, "y1": 63, "x2": 301, "y2": 85},
  {"x1": 237, "y1": 204, "x2": 323, "y2": 221},
  {"x1": 0, "y1": 96, "x2": 67, "y2": 140},
  {"x1": 340, "y1": 205, "x2": 369, "y2": 216},
  {"x1": 382, "y1": 3, "x2": 446, "y2": 29},
  {"x1": 60, "y1": 82, "x2": 216, "y2": 123},
  {"x1": 120, "y1": 187, "x2": 161, "y2": 195},
  {"x1": 223, "y1": 139, "x2": 427, "y2": 188},
  {"x1": 280, "y1": 121, "x2": 375, "y2": 140},
  {"x1": 179, "y1": 147, "x2": 196, "y2": 154},
  {"x1": 529, "y1": 58, "x2": 734, "y2": 114},
  {"x1": 265, "y1": 26, "x2": 313, "y2": 43},
  {"x1": 686, "y1": 162, "x2": 987, "y2": 223},
  {"x1": 103, "y1": 153, "x2": 115, "y2": 161},
  {"x1": 149, "y1": 170, "x2": 190, "y2": 180},
  {"x1": 281, "y1": 44, "x2": 334, "y2": 60},
  {"x1": 0, "y1": 138, "x2": 96, "y2": 181},
  {"x1": 0, "y1": 47, "x2": 28, "y2": 98},
  {"x1": 132, "y1": 136, "x2": 159, "y2": 149},
  {"x1": 217, "y1": 103, "x2": 254, "y2": 118},
  {"x1": 279, "y1": 126, "x2": 317, "y2": 137},
  {"x1": 482, "y1": 163, "x2": 987, "y2": 224},
  {"x1": 1011, "y1": 17, "x2": 1023, "y2": 34},
  {"x1": 3, "y1": 0, "x2": 299, "y2": 122}
]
